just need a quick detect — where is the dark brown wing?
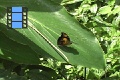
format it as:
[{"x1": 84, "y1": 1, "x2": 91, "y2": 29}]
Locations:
[
  {"x1": 57, "y1": 36, "x2": 63, "y2": 45},
  {"x1": 57, "y1": 32, "x2": 72, "y2": 46}
]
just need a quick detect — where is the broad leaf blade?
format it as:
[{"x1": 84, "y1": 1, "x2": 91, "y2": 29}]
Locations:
[
  {"x1": 0, "y1": 0, "x2": 105, "y2": 69},
  {"x1": 0, "y1": 31, "x2": 40, "y2": 64}
]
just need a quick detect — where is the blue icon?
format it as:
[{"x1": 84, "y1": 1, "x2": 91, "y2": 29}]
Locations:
[{"x1": 7, "y1": 7, "x2": 28, "y2": 29}]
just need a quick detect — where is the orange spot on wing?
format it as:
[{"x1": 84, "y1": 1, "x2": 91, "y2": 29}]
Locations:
[{"x1": 57, "y1": 32, "x2": 72, "y2": 46}]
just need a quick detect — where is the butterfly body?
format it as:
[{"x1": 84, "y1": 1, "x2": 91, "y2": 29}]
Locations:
[{"x1": 57, "y1": 32, "x2": 72, "y2": 46}]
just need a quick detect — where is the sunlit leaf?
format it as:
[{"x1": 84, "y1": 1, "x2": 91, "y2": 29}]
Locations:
[{"x1": 0, "y1": 0, "x2": 105, "y2": 69}]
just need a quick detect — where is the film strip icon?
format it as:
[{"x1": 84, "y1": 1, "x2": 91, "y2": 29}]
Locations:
[{"x1": 7, "y1": 7, "x2": 28, "y2": 29}]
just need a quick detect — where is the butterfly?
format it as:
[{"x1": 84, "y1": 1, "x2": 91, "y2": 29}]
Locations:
[{"x1": 57, "y1": 32, "x2": 72, "y2": 46}]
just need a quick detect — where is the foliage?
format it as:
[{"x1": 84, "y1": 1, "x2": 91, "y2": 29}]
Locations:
[
  {"x1": 62, "y1": 0, "x2": 120, "y2": 79},
  {"x1": 0, "y1": 0, "x2": 105, "y2": 69},
  {"x1": 0, "y1": 0, "x2": 119, "y2": 80}
]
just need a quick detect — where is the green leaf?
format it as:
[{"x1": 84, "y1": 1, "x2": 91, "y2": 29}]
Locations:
[
  {"x1": 0, "y1": 0, "x2": 105, "y2": 69},
  {"x1": 112, "y1": 6, "x2": 120, "y2": 14},
  {"x1": 27, "y1": 69, "x2": 57, "y2": 80},
  {"x1": 98, "y1": 6, "x2": 112, "y2": 15},
  {"x1": 107, "y1": 0, "x2": 115, "y2": 6},
  {"x1": 90, "y1": 4, "x2": 97, "y2": 13},
  {"x1": 0, "y1": 69, "x2": 27, "y2": 80},
  {"x1": 0, "y1": 31, "x2": 40, "y2": 64}
]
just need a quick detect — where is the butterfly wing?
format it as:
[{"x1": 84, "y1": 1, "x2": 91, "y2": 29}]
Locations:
[{"x1": 57, "y1": 32, "x2": 72, "y2": 46}]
